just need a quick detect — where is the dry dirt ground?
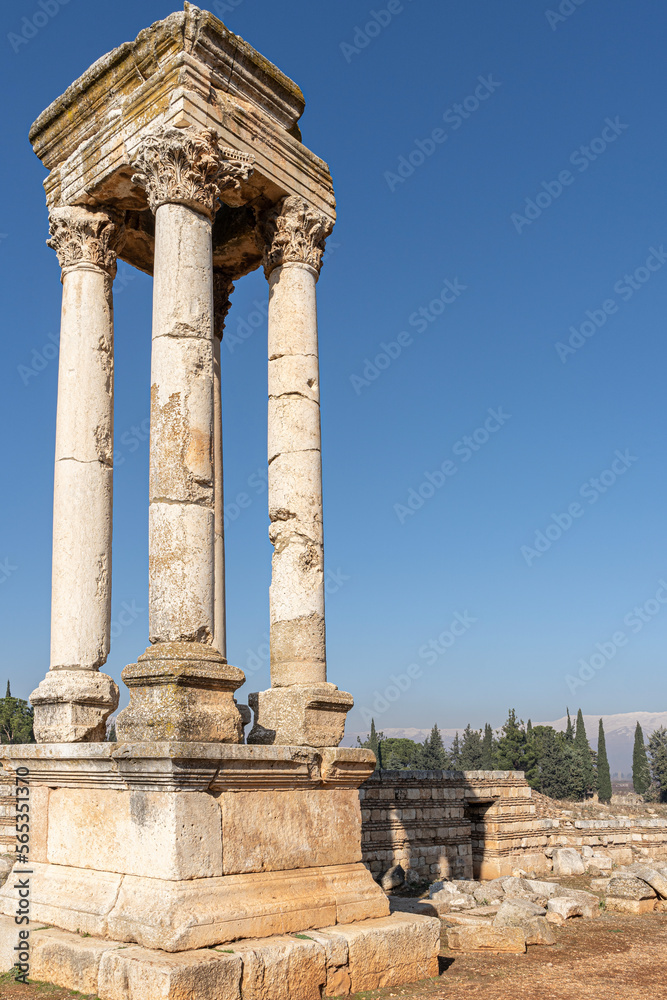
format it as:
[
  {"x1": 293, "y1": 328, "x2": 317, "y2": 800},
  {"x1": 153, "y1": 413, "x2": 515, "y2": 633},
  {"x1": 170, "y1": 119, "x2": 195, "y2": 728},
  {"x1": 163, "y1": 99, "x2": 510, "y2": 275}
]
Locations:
[{"x1": 1, "y1": 913, "x2": 666, "y2": 1000}]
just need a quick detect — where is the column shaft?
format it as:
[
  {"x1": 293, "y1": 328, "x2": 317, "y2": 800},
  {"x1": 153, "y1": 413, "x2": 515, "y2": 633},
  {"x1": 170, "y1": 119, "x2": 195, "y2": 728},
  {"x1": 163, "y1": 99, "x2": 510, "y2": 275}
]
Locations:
[
  {"x1": 148, "y1": 203, "x2": 216, "y2": 645},
  {"x1": 213, "y1": 335, "x2": 227, "y2": 657},
  {"x1": 51, "y1": 264, "x2": 114, "y2": 670},
  {"x1": 31, "y1": 206, "x2": 121, "y2": 743},
  {"x1": 267, "y1": 262, "x2": 326, "y2": 687}
]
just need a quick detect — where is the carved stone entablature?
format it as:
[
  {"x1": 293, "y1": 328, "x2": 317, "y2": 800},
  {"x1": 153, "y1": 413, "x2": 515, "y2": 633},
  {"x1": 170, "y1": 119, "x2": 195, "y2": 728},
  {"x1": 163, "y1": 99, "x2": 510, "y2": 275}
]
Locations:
[
  {"x1": 47, "y1": 206, "x2": 124, "y2": 278},
  {"x1": 261, "y1": 195, "x2": 333, "y2": 276},
  {"x1": 213, "y1": 270, "x2": 236, "y2": 340},
  {"x1": 131, "y1": 126, "x2": 255, "y2": 220}
]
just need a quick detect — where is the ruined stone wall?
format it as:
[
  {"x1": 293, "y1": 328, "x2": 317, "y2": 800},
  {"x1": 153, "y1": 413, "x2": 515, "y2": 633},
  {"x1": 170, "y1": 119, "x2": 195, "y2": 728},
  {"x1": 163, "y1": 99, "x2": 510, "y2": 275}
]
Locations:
[
  {"x1": 0, "y1": 771, "x2": 14, "y2": 857},
  {"x1": 360, "y1": 770, "x2": 667, "y2": 882}
]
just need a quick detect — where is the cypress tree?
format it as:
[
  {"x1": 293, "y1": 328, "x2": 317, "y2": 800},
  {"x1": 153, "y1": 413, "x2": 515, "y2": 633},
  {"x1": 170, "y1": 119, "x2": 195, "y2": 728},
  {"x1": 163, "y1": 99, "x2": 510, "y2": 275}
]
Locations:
[
  {"x1": 647, "y1": 727, "x2": 667, "y2": 802},
  {"x1": 481, "y1": 723, "x2": 495, "y2": 769},
  {"x1": 596, "y1": 719, "x2": 612, "y2": 804},
  {"x1": 358, "y1": 719, "x2": 383, "y2": 770},
  {"x1": 565, "y1": 708, "x2": 574, "y2": 742},
  {"x1": 574, "y1": 709, "x2": 595, "y2": 797},
  {"x1": 633, "y1": 722, "x2": 651, "y2": 795},
  {"x1": 5, "y1": 681, "x2": 10, "y2": 699}
]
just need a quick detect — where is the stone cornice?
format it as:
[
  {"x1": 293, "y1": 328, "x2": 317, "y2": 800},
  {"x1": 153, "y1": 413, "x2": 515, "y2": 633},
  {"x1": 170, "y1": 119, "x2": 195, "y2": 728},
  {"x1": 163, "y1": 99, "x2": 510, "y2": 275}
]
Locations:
[
  {"x1": 29, "y1": 6, "x2": 304, "y2": 160},
  {"x1": 0, "y1": 744, "x2": 376, "y2": 792},
  {"x1": 47, "y1": 206, "x2": 124, "y2": 278},
  {"x1": 131, "y1": 126, "x2": 254, "y2": 219},
  {"x1": 261, "y1": 195, "x2": 333, "y2": 276}
]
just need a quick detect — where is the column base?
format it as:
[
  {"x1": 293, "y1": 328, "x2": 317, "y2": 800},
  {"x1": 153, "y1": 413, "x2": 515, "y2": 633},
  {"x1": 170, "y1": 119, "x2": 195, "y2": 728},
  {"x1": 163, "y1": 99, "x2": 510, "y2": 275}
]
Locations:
[
  {"x1": 116, "y1": 642, "x2": 245, "y2": 742},
  {"x1": 30, "y1": 670, "x2": 119, "y2": 743},
  {"x1": 0, "y1": 912, "x2": 440, "y2": 999},
  {"x1": 247, "y1": 684, "x2": 354, "y2": 747}
]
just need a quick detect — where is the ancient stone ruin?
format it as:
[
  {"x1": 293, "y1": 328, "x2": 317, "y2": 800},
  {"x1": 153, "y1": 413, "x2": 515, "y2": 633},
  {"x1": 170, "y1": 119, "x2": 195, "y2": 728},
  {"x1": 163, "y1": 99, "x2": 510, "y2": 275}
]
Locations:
[{"x1": 0, "y1": 7, "x2": 440, "y2": 996}]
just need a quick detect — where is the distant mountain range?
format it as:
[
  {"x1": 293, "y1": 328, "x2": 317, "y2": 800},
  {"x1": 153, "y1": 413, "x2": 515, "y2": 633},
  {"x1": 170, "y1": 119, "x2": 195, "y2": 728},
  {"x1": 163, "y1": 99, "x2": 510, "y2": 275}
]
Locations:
[{"x1": 345, "y1": 711, "x2": 667, "y2": 777}]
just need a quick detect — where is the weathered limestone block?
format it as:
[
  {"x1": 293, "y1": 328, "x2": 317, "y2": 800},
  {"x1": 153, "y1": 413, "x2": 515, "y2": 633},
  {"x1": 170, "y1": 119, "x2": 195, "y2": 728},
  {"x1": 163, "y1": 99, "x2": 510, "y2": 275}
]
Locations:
[
  {"x1": 30, "y1": 669, "x2": 119, "y2": 744},
  {"x1": 248, "y1": 684, "x2": 353, "y2": 747},
  {"x1": 605, "y1": 897, "x2": 656, "y2": 914},
  {"x1": 118, "y1": 642, "x2": 244, "y2": 743},
  {"x1": 627, "y1": 863, "x2": 667, "y2": 898},
  {"x1": 45, "y1": 788, "x2": 223, "y2": 878},
  {"x1": 31, "y1": 928, "x2": 123, "y2": 993},
  {"x1": 546, "y1": 895, "x2": 598, "y2": 920},
  {"x1": 606, "y1": 875, "x2": 657, "y2": 900},
  {"x1": 231, "y1": 935, "x2": 326, "y2": 1000},
  {"x1": 446, "y1": 924, "x2": 526, "y2": 954},
  {"x1": 315, "y1": 913, "x2": 440, "y2": 994},
  {"x1": 219, "y1": 788, "x2": 362, "y2": 873},
  {"x1": 552, "y1": 847, "x2": 586, "y2": 876},
  {"x1": 98, "y1": 945, "x2": 242, "y2": 1000}
]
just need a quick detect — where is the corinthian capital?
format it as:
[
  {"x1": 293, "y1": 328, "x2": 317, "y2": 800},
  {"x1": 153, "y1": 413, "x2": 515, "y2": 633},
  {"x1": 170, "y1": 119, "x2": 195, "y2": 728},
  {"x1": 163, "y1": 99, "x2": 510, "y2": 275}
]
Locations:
[
  {"x1": 47, "y1": 206, "x2": 124, "y2": 278},
  {"x1": 261, "y1": 196, "x2": 333, "y2": 276},
  {"x1": 131, "y1": 125, "x2": 254, "y2": 220}
]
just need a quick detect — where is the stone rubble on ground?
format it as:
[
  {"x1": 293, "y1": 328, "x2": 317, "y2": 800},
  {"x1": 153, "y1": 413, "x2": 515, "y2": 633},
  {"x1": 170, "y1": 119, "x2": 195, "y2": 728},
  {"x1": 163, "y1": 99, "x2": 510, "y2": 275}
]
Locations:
[{"x1": 414, "y1": 847, "x2": 667, "y2": 954}]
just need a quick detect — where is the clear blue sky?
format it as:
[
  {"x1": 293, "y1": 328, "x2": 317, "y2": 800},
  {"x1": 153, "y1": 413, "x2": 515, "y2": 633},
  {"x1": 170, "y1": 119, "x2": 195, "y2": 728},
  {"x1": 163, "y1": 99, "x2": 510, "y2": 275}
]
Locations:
[{"x1": 1, "y1": 0, "x2": 666, "y2": 736}]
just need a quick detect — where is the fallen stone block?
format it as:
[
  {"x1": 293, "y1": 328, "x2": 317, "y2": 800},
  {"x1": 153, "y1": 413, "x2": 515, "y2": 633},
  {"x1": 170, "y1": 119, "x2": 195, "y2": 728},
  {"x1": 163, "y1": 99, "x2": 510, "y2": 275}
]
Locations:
[
  {"x1": 588, "y1": 855, "x2": 613, "y2": 872},
  {"x1": 604, "y1": 897, "x2": 656, "y2": 915},
  {"x1": 446, "y1": 924, "x2": 526, "y2": 954},
  {"x1": 526, "y1": 879, "x2": 561, "y2": 898},
  {"x1": 606, "y1": 876, "x2": 657, "y2": 901},
  {"x1": 501, "y1": 876, "x2": 535, "y2": 898},
  {"x1": 381, "y1": 864, "x2": 405, "y2": 892},
  {"x1": 473, "y1": 885, "x2": 504, "y2": 906},
  {"x1": 547, "y1": 895, "x2": 598, "y2": 920},
  {"x1": 552, "y1": 848, "x2": 586, "y2": 877},
  {"x1": 626, "y1": 864, "x2": 667, "y2": 899}
]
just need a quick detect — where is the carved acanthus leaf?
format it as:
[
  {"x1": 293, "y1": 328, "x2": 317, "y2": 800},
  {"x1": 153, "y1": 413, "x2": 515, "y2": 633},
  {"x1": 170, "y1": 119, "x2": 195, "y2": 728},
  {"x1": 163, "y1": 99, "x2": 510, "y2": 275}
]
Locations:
[
  {"x1": 131, "y1": 126, "x2": 254, "y2": 219},
  {"x1": 47, "y1": 206, "x2": 124, "y2": 277},
  {"x1": 262, "y1": 196, "x2": 333, "y2": 275}
]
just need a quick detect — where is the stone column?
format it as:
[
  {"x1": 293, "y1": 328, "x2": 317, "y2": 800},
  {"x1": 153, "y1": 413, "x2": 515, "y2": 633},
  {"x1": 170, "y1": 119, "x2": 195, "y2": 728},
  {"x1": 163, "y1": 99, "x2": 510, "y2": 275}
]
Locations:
[
  {"x1": 212, "y1": 271, "x2": 235, "y2": 658},
  {"x1": 248, "y1": 196, "x2": 353, "y2": 748},
  {"x1": 116, "y1": 126, "x2": 252, "y2": 743},
  {"x1": 30, "y1": 206, "x2": 122, "y2": 742}
]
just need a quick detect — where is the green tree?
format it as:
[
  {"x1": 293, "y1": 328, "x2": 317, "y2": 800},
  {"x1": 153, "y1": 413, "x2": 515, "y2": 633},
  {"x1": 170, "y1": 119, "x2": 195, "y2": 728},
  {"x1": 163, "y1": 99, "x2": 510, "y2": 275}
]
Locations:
[
  {"x1": 357, "y1": 719, "x2": 384, "y2": 769},
  {"x1": 565, "y1": 708, "x2": 574, "y2": 742},
  {"x1": 530, "y1": 726, "x2": 576, "y2": 799},
  {"x1": 448, "y1": 731, "x2": 461, "y2": 769},
  {"x1": 420, "y1": 724, "x2": 449, "y2": 769},
  {"x1": 481, "y1": 723, "x2": 495, "y2": 770},
  {"x1": 0, "y1": 683, "x2": 35, "y2": 744},
  {"x1": 494, "y1": 709, "x2": 537, "y2": 778},
  {"x1": 574, "y1": 709, "x2": 595, "y2": 797},
  {"x1": 647, "y1": 727, "x2": 667, "y2": 803},
  {"x1": 379, "y1": 738, "x2": 422, "y2": 770},
  {"x1": 459, "y1": 724, "x2": 484, "y2": 769},
  {"x1": 633, "y1": 721, "x2": 651, "y2": 796},
  {"x1": 596, "y1": 719, "x2": 612, "y2": 804}
]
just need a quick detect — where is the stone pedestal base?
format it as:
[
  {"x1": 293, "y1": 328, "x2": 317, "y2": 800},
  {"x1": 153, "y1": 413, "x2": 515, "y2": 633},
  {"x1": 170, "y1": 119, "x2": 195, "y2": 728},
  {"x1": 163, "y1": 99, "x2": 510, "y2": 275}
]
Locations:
[
  {"x1": 30, "y1": 670, "x2": 119, "y2": 742},
  {"x1": 117, "y1": 642, "x2": 245, "y2": 742},
  {"x1": 0, "y1": 744, "x2": 442, "y2": 997},
  {"x1": 248, "y1": 683, "x2": 354, "y2": 747},
  {"x1": 0, "y1": 913, "x2": 440, "y2": 999}
]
